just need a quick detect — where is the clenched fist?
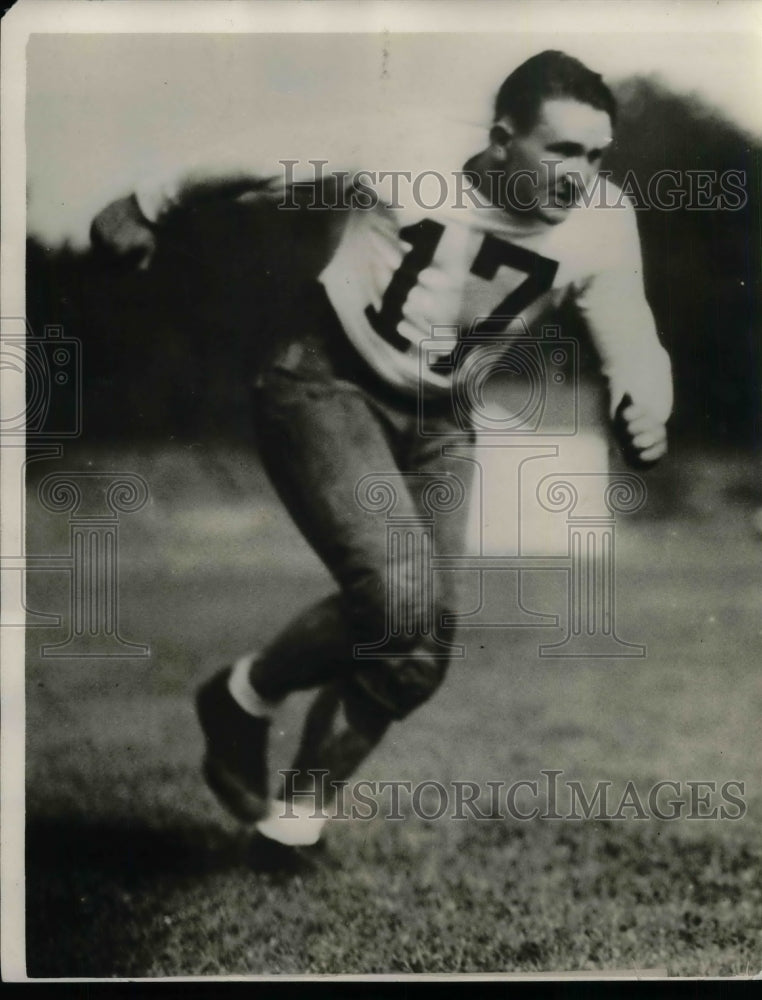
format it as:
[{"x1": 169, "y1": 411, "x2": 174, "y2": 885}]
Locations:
[
  {"x1": 90, "y1": 194, "x2": 157, "y2": 270},
  {"x1": 613, "y1": 393, "x2": 668, "y2": 469}
]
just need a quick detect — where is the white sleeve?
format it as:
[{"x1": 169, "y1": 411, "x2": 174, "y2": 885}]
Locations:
[
  {"x1": 134, "y1": 154, "x2": 300, "y2": 223},
  {"x1": 574, "y1": 197, "x2": 673, "y2": 423}
]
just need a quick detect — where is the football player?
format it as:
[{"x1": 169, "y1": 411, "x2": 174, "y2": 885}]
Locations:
[{"x1": 92, "y1": 50, "x2": 672, "y2": 868}]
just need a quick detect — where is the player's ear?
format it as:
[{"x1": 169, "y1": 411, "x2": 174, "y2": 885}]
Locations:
[{"x1": 489, "y1": 121, "x2": 514, "y2": 160}]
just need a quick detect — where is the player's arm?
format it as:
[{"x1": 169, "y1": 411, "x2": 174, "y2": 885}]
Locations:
[
  {"x1": 88, "y1": 114, "x2": 378, "y2": 267},
  {"x1": 574, "y1": 197, "x2": 673, "y2": 467},
  {"x1": 89, "y1": 157, "x2": 309, "y2": 269}
]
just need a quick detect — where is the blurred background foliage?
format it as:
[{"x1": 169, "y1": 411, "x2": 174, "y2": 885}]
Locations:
[{"x1": 26, "y1": 76, "x2": 761, "y2": 448}]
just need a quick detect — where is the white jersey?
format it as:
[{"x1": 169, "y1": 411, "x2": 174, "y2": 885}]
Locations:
[{"x1": 135, "y1": 111, "x2": 672, "y2": 421}]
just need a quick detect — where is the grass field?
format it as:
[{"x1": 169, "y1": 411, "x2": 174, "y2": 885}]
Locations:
[{"x1": 21, "y1": 444, "x2": 762, "y2": 978}]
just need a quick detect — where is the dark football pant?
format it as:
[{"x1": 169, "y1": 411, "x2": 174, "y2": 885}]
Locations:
[{"x1": 249, "y1": 282, "x2": 474, "y2": 726}]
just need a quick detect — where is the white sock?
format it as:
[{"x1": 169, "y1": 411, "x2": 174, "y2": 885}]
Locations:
[
  {"x1": 227, "y1": 654, "x2": 282, "y2": 719},
  {"x1": 256, "y1": 799, "x2": 327, "y2": 847}
]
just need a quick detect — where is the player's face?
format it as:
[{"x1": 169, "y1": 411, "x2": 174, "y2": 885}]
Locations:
[{"x1": 498, "y1": 98, "x2": 613, "y2": 223}]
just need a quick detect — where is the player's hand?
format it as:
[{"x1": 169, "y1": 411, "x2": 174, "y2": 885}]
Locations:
[
  {"x1": 90, "y1": 194, "x2": 157, "y2": 270},
  {"x1": 613, "y1": 393, "x2": 668, "y2": 468}
]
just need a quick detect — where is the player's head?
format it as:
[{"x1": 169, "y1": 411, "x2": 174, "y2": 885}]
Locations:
[
  {"x1": 494, "y1": 50, "x2": 616, "y2": 134},
  {"x1": 488, "y1": 51, "x2": 616, "y2": 223}
]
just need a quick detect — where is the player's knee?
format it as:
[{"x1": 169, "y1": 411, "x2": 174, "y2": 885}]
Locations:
[
  {"x1": 345, "y1": 642, "x2": 451, "y2": 723},
  {"x1": 340, "y1": 685, "x2": 395, "y2": 738},
  {"x1": 345, "y1": 562, "x2": 431, "y2": 652},
  {"x1": 388, "y1": 650, "x2": 450, "y2": 717},
  {"x1": 342, "y1": 561, "x2": 456, "y2": 720}
]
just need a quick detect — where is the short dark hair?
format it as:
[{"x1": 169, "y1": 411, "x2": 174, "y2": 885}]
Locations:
[{"x1": 494, "y1": 50, "x2": 617, "y2": 133}]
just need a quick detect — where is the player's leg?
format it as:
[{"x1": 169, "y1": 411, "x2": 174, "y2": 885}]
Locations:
[
  {"x1": 255, "y1": 682, "x2": 390, "y2": 849},
  {"x1": 243, "y1": 378, "x2": 420, "y2": 842},
  {"x1": 396, "y1": 403, "x2": 476, "y2": 659},
  {"x1": 256, "y1": 400, "x2": 475, "y2": 848},
  {"x1": 197, "y1": 285, "x2": 474, "y2": 842},
  {"x1": 197, "y1": 286, "x2": 411, "y2": 823},
  {"x1": 246, "y1": 595, "x2": 358, "y2": 701},
  {"x1": 289, "y1": 685, "x2": 389, "y2": 790}
]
